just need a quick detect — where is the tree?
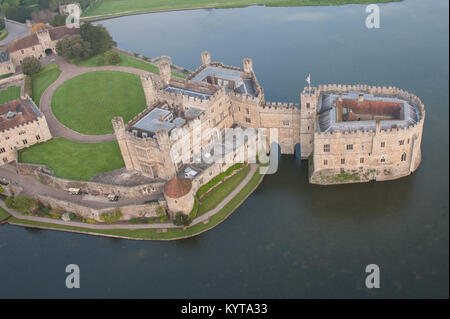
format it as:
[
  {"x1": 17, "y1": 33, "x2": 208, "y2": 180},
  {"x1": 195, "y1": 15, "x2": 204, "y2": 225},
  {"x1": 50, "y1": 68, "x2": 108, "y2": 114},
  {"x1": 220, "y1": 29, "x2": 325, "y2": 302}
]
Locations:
[
  {"x1": 21, "y1": 56, "x2": 41, "y2": 75},
  {"x1": 51, "y1": 14, "x2": 66, "y2": 26},
  {"x1": 173, "y1": 212, "x2": 192, "y2": 226},
  {"x1": 56, "y1": 34, "x2": 92, "y2": 59},
  {"x1": 80, "y1": 22, "x2": 116, "y2": 55},
  {"x1": 5, "y1": 5, "x2": 31, "y2": 23},
  {"x1": 0, "y1": 18, "x2": 5, "y2": 31}
]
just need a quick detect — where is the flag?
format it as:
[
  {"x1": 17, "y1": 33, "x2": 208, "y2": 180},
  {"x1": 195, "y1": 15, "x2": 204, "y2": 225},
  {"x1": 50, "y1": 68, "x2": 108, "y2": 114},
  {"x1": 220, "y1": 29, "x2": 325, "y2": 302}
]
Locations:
[{"x1": 306, "y1": 73, "x2": 311, "y2": 86}]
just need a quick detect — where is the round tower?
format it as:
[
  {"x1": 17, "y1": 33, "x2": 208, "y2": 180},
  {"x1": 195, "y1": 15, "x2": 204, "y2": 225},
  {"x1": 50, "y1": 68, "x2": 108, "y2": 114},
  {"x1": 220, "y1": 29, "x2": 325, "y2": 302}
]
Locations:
[{"x1": 163, "y1": 177, "x2": 194, "y2": 216}]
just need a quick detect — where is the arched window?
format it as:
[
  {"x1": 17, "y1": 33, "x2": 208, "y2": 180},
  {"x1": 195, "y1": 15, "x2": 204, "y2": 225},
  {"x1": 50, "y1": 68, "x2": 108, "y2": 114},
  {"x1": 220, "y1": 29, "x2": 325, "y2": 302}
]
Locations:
[{"x1": 401, "y1": 152, "x2": 407, "y2": 162}]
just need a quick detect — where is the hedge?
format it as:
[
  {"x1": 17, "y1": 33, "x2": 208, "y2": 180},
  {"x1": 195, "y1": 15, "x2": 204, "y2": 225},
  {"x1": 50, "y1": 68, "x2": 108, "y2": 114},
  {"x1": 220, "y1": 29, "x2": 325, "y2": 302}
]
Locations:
[{"x1": 24, "y1": 75, "x2": 33, "y2": 97}]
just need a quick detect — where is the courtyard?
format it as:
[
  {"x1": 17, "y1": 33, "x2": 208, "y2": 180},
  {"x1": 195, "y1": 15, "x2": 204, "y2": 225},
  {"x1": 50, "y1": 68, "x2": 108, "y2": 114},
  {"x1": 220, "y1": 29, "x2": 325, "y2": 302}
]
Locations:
[{"x1": 51, "y1": 70, "x2": 147, "y2": 135}]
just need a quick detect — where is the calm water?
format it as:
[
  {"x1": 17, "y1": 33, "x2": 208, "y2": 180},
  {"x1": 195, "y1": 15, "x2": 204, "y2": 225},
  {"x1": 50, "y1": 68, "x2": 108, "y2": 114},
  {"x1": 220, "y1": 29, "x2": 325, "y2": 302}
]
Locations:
[{"x1": 0, "y1": 0, "x2": 448, "y2": 298}]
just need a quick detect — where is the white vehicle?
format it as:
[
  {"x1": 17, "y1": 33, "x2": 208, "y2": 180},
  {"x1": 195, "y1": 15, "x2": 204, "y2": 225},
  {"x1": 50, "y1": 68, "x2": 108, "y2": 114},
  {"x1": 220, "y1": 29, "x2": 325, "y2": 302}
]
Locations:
[
  {"x1": 68, "y1": 188, "x2": 81, "y2": 195},
  {"x1": 107, "y1": 194, "x2": 119, "y2": 201}
]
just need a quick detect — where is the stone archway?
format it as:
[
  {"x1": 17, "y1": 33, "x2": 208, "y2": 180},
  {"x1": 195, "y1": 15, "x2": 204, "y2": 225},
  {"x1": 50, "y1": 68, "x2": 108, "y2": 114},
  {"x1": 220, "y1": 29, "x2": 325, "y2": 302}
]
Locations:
[{"x1": 45, "y1": 48, "x2": 53, "y2": 56}]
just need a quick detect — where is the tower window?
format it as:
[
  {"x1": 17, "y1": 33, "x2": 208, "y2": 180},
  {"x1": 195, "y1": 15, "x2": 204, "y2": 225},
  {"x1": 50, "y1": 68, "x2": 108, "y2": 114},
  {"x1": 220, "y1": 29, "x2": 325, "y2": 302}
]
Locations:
[
  {"x1": 360, "y1": 157, "x2": 364, "y2": 164},
  {"x1": 381, "y1": 142, "x2": 386, "y2": 148},
  {"x1": 346, "y1": 144, "x2": 353, "y2": 150},
  {"x1": 341, "y1": 158, "x2": 345, "y2": 165},
  {"x1": 306, "y1": 102, "x2": 310, "y2": 109},
  {"x1": 401, "y1": 153, "x2": 407, "y2": 161},
  {"x1": 399, "y1": 140, "x2": 404, "y2": 146},
  {"x1": 323, "y1": 144, "x2": 330, "y2": 152},
  {"x1": 323, "y1": 159, "x2": 328, "y2": 166}
]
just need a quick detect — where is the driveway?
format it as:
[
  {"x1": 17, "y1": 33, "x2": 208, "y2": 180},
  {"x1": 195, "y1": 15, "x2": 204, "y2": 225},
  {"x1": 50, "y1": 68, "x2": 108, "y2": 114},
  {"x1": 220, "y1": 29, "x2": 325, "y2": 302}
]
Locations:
[{"x1": 0, "y1": 19, "x2": 31, "y2": 46}]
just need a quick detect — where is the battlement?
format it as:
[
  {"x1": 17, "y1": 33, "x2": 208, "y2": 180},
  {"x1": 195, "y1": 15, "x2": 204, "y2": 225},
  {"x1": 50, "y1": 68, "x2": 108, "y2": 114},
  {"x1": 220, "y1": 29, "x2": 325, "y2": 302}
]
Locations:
[{"x1": 258, "y1": 101, "x2": 301, "y2": 113}]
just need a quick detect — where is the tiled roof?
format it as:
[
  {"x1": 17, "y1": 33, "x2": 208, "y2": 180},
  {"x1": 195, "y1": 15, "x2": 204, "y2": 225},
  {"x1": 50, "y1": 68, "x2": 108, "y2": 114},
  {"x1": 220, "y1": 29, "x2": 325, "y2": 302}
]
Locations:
[
  {"x1": 163, "y1": 177, "x2": 192, "y2": 199},
  {"x1": 49, "y1": 26, "x2": 79, "y2": 41},
  {"x1": 7, "y1": 34, "x2": 39, "y2": 53},
  {"x1": 0, "y1": 99, "x2": 41, "y2": 132}
]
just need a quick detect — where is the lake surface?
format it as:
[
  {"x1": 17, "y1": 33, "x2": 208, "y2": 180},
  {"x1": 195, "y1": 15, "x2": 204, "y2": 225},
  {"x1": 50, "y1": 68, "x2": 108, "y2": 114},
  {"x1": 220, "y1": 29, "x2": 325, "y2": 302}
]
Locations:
[{"x1": 0, "y1": 0, "x2": 448, "y2": 298}]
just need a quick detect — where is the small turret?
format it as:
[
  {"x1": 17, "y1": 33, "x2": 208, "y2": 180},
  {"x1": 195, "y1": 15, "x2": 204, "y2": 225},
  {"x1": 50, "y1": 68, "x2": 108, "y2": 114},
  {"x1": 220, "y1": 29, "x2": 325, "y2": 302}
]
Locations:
[{"x1": 201, "y1": 51, "x2": 211, "y2": 66}]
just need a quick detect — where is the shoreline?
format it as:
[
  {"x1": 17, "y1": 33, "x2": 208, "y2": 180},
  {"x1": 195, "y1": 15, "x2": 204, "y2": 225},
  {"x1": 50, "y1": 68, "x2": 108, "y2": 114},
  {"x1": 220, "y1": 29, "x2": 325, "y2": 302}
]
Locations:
[{"x1": 81, "y1": 0, "x2": 401, "y2": 22}]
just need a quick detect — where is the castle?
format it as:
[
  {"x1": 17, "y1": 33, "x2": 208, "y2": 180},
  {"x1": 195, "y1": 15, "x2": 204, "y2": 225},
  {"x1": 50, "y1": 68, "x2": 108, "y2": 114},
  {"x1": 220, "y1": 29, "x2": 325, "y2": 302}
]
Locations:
[
  {"x1": 5, "y1": 25, "x2": 79, "y2": 67},
  {"x1": 112, "y1": 51, "x2": 425, "y2": 192},
  {"x1": 0, "y1": 96, "x2": 52, "y2": 164}
]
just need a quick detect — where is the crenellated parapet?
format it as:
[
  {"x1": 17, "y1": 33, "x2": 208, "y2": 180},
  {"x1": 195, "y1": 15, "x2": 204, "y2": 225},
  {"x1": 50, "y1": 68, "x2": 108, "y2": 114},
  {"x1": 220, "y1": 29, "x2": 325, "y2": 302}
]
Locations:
[{"x1": 258, "y1": 101, "x2": 301, "y2": 113}]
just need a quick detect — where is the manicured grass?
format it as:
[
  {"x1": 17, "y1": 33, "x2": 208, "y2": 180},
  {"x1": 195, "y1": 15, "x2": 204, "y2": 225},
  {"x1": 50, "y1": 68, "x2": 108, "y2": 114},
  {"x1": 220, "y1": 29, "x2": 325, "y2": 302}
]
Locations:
[
  {"x1": 73, "y1": 51, "x2": 185, "y2": 78},
  {"x1": 51, "y1": 71, "x2": 146, "y2": 135},
  {"x1": 0, "y1": 207, "x2": 10, "y2": 222},
  {"x1": 0, "y1": 29, "x2": 8, "y2": 41},
  {"x1": 0, "y1": 73, "x2": 13, "y2": 80},
  {"x1": 31, "y1": 63, "x2": 61, "y2": 106},
  {"x1": 84, "y1": 0, "x2": 400, "y2": 17},
  {"x1": 7, "y1": 166, "x2": 264, "y2": 240},
  {"x1": 198, "y1": 165, "x2": 251, "y2": 215},
  {"x1": 18, "y1": 137, "x2": 125, "y2": 181},
  {"x1": 0, "y1": 86, "x2": 20, "y2": 104}
]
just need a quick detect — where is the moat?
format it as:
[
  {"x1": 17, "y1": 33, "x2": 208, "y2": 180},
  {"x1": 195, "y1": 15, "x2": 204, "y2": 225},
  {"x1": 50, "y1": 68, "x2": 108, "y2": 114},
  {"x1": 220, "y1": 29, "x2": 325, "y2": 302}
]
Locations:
[{"x1": 0, "y1": 0, "x2": 448, "y2": 298}]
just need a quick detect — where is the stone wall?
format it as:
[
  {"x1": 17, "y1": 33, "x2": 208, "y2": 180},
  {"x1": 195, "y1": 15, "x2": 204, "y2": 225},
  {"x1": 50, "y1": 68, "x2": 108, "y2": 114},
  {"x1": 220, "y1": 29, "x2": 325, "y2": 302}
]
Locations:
[
  {"x1": 16, "y1": 162, "x2": 165, "y2": 199},
  {"x1": 36, "y1": 195, "x2": 167, "y2": 222}
]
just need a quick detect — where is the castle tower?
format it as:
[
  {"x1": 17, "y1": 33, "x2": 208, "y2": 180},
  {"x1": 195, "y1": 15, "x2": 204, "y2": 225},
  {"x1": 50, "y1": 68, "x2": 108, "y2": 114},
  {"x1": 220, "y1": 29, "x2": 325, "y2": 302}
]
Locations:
[
  {"x1": 158, "y1": 62, "x2": 171, "y2": 86},
  {"x1": 36, "y1": 30, "x2": 52, "y2": 51},
  {"x1": 201, "y1": 51, "x2": 211, "y2": 66},
  {"x1": 243, "y1": 58, "x2": 253, "y2": 74},
  {"x1": 300, "y1": 87, "x2": 319, "y2": 159},
  {"x1": 156, "y1": 129, "x2": 177, "y2": 180},
  {"x1": 140, "y1": 74, "x2": 157, "y2": 106},
  {"x1": 112, "y1": 117, "x2": 136, "y2": 170}
]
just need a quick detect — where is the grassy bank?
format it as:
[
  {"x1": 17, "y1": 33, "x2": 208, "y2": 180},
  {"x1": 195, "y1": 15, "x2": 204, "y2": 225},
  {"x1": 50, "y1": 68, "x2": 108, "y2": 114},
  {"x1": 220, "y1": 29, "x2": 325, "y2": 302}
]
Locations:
[
  {"x1": 7, "y1": 166, "x2": 264, "y2": 240},
  {"x1": 31, "y1": 64, "x2": 62, "y2": 106},
  {"x1": 73, "y1": 51, "x2": 185, "y2": 78},
  {"x1": 51, "y1": 70, "x2": 146, "y2": 135},
  {"x1": 18, "y1": 137, "x2": 124, "y2": 181},
  {"x1": 0, "y1": 86, "x2": 21, "y2": 104},
  {"x1": 84, "y1": 0, "x2": 401, "y2": 18},
  {"x1": 198, "y1": 165, "x2": 251, "y2": 216},
  {"x1": 0, "y1": 207, "x2": 10, "y2": 222}
]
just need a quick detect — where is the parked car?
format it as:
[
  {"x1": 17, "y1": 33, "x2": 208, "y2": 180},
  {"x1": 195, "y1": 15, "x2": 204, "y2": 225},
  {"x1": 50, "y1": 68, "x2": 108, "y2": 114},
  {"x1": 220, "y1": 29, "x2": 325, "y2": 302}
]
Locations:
[
  {"x1": 68, "y1": 188, "x2": 81, "y2": 195},
  {"x1": 107, "y1": 194, "x2": 119, "y2": 201}
]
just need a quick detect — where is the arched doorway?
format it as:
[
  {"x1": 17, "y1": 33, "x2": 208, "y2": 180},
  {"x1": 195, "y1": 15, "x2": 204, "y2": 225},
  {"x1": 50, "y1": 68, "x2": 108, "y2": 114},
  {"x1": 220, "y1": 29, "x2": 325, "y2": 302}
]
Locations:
[{"x1": 45, "y1": 48, "x2": 53, "y2": 56}]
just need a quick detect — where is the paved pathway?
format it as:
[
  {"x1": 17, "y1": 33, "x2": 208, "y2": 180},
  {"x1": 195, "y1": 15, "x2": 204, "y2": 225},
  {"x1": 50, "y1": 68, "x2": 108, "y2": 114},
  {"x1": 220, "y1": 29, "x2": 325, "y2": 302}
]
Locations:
[
  {"x1": 1, "y1": 164, "x2": 258, "y2": 231},
  {"x1": 39, "y1": 57, "x2": 157, "y2": 143},
  {"x1": 0, "y1": 164, "x2": 160, "y2": 209},
  {"x1": 0, "y1": 19, "x2": 31, "y2": 46}
]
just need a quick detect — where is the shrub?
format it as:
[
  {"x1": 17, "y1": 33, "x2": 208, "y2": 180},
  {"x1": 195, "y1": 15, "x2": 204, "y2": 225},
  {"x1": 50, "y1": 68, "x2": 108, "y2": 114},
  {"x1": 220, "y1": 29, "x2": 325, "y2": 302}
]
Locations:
[
  {"x1": 173, "y1": 212, "x2": 192, "y2": 226},
  {"x1": 96, "y1": 56, "x2": 105, "y2": 65},
  {"x1": 0, "y1": 185, "x2": 4, "y2": 193},
  {"x1": 0, "y1": 18, "x2": 5, "y2": 31},
  {"x1": 100, "y1": 208, "x2": 122, "y2": 223},
  {"x1": 56, "y1": 35, "x2": 92, "y2": 60},
  {"x1": 156, "y1": 205, "x2": 165, "y2": 217},
  {"x1": 24, "y1": 76, "x2": 33, "y2": 97},
  {"x1": 104, "y1": 51, "x2": 121, "y2": 64},
  {"x1": 5, "y1": 195, "x2": 36, "y2": 214},
  {"x1": 84, "y1": 218, "x2": 97, "y2": 224},
  {"x1": 129, "y1": 217, "x2": 139, "y2": 224},
  {"x1": 159, "y1": 215, "x2": 168, "y2": 223},
  {"x1": 21, "y1": 57, "x2": 42, "y2": 75}
]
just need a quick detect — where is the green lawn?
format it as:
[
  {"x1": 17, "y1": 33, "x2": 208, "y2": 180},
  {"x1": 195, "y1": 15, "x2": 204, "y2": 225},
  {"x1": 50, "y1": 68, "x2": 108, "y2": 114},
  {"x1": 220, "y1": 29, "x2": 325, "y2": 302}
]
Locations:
[
  {"x1": 7, "y1": 166, "x2": 264, "y2": 239},
  {"x1": 51, "y1": 71, "x2": 146, "y2": 135},
  {"x1": 198, "y1": 165, "x2": 251, "y2": 215},
  {"x1": 84, "y1": 0, "x2": 400, "y2": 17},
  {"x1": 31, "y1": 64, "x2": 62, "y2": 106},
  {"x1": 0, "y1": 86, "x2": 21, "y2": 104},
  {"x1": 73, "y1": 51, "x2": 185, "y2": 78},
  {"x1": 18, "y1": 137, "x2": 125, "y2": 181},
  {"x1": 0, "y1": 207, "x2": 10, "y2": 222},
  {"x1": 0, "y1": 29, "x2": 8, "y2": 41}
]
